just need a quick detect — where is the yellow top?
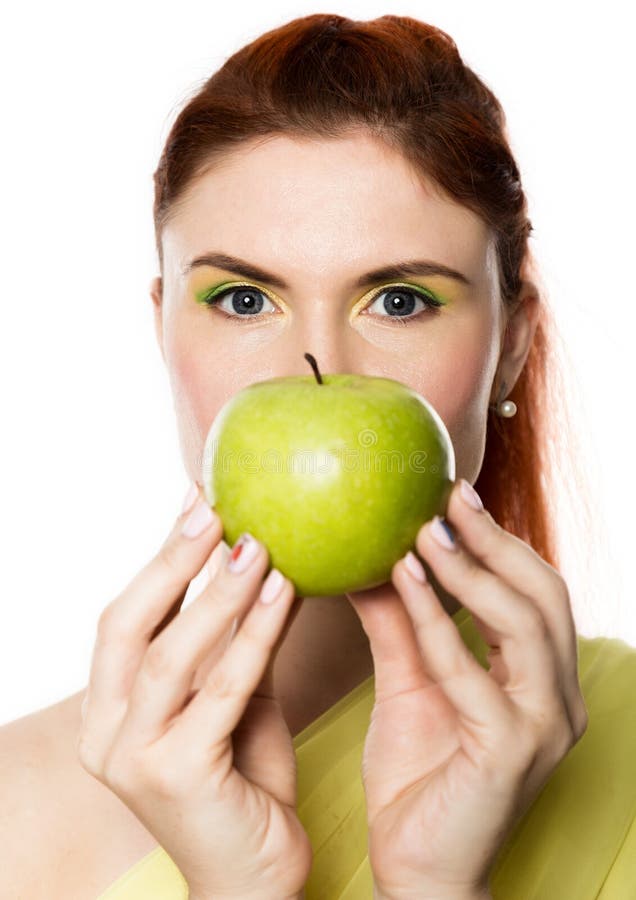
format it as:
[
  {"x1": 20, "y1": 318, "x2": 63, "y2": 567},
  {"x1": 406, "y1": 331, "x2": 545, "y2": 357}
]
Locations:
[{"x1": 97, "y1": 606, "x2": 636, "y2": 899}]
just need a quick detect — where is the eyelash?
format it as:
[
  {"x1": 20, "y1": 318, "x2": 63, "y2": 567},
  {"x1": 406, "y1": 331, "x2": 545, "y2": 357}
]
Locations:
[{"x1": 198, "y1": 282, "x2": 444, "y2": 323}]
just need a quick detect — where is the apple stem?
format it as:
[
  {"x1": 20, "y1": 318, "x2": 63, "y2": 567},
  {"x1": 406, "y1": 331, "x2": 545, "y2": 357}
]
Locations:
[{"x1": 304, "y1": 353, "x2": 323, "y2": 384}]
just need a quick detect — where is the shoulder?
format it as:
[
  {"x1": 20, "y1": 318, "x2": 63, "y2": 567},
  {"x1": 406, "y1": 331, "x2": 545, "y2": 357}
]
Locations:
[
  {"x1": 0, "y1": 690, "x2": 157, "y2": 896},
  {"x1": 0, "y1": 697, "x2": 75, "y2": 895}
]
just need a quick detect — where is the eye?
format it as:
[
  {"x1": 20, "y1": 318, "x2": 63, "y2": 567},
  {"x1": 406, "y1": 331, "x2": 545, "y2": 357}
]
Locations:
[
  {"x1": 198, "y1": 283, "x2": 278, "y2": 319},
  {"x1": 364, "y1": 284, "x2": 444, "y2": 321},
  {"x1": 198, "y1": 281, "x2": 444, "y2": 321}
]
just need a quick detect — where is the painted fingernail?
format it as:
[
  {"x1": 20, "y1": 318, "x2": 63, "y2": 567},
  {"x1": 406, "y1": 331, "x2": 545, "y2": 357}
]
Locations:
[
  {"x1": 404, "y1": 551, "x2": 428, "y2": 584},
  {"x1": 260, "y1": 568, "x2": 284, "y2": 604},
  {"x1": 430, "y1": 515, "x2": 456, "y2": 550},
  {"x1": 227, "y1": 532, "x2": 260, "y2": 574},
  {"x1": 181, "y1": 481, "x2": 199, "y2": 514},
  {"x1": 182, "y1": 499, "x2": 216, "y2": 538},
  {"x1": 460, "y1": 478, "x2": 484, "y2": 511}
]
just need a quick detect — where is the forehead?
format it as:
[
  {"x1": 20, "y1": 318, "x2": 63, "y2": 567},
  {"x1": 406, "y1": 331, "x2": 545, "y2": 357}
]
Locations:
[{"x1": 161, "y1": 132, "x2": 495, "y2": 284}]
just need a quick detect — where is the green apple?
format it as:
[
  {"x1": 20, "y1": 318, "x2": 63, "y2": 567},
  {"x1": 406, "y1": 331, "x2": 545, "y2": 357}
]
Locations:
[{"x1": 201, "y1": 353, "x2": 455, "y2": 597}]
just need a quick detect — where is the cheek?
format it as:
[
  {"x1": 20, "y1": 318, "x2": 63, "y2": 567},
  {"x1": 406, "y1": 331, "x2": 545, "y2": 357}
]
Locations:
[
  {"x1": 437, "y1": 350, "x2": 491, "y2": 428},
  {"x1": 443, "y1": 360, "x2": 492, "y2": 483},
  {"x1": 403, "y1": 332, "x2": 496, "y2": 482},
  {"x1": 442, "y1": 355, "x2": 491, "y2": 479},
  {"x1": 165, "y1": 319, "x2": 288, "y2": 480},
  {"x1": 165, "y1": 335, "x2": 239, "y2": 479}
]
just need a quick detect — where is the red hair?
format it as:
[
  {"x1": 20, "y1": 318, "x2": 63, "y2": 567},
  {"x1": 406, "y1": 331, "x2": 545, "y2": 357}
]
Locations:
[{"x1": 152, "y1": 14, "x2": 597, "y2": 599}]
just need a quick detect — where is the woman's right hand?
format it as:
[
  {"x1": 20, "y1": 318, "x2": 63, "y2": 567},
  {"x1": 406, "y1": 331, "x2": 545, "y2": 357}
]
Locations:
[{"x1": 77, "y1": 483, "x2": 312, "y2": 900}]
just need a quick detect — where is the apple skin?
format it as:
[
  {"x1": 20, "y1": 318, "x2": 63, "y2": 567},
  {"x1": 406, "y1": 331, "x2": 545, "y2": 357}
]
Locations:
[{"x1": 201, "y1": 373, "x2": 455, "y2": 597}]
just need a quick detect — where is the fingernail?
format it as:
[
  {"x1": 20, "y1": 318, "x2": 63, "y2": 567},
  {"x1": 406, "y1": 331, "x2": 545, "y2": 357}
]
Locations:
[
  {"x1": 460, "y1": 478, "x2": 484, "y2": 511},
  {"x1": 430, "y1": 515, "x2": 456, "y2": 550},
  {"x1": 404, "y1": 551, "x2": 428, "y2": 584},
  {"x1": 227, "y1": 532, "x2": 260, "y2": 574},
  {"x1": 260, "y1": 568, "x2": 284, "y2": 604},
  {"x1": 181, "y1": 481, "x2": 199, "y2": 514},
  {"x1": 182, "y1": 499, "x2": 216, "y2": 538}
]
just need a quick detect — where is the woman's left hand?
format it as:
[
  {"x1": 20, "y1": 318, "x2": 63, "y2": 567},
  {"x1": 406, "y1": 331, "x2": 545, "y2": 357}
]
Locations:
[{"x1": 346, "y1": 478, "x2": 589, "y2": 900}]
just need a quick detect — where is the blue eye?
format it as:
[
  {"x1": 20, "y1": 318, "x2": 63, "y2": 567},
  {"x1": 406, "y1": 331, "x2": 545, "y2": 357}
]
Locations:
[
  {"x1": 199, "y1": 282, "x2": 444, "y2": 321},
  {"x1": 365, "y1": 285, "x2": 444, "y2": 320},
  {"x1": 200, "y1": 285, "x2": 278, "y2": 318}
]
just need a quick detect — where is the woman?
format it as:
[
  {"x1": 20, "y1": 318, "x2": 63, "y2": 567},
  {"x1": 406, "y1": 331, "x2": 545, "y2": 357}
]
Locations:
[{"x1": 2, "y1": 13, "x2": 634, "y2": 899}]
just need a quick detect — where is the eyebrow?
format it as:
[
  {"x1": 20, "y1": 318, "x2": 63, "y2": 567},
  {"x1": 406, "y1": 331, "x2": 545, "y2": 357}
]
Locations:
[{"x1": 181, "y1": 252, "x2": 472, "y2": 289}]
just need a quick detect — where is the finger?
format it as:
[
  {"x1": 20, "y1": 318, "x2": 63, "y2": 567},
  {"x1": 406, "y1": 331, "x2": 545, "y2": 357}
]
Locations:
[
  {"x1": 252, "y1": 590, "x2": 305, "y2": 700},
  {"x1": 346, "y1": 581, "x2": 437, "y2": 698},
  {"x1": 121, "y1": 533, "x2": 271, "y2": 744},
  {"x1": 444, "y1": 479, "x2": 584, "y2": 729},
  {"x1": 175, "y1": 569, "x2": 297, "y2": 768},
  {"x1": 227, "y1": 591, "x2": 305, "y2": 800},
  {"x1": 391, "y1": 552, "x2": 513, "y2": 742},
  {"x1": 446, "y1": 480, "x2": 578, "y2": 675},
  {"x1": 149, "y1": 593, "x2": 186, "y2": 643},
  {"x1": 86, "y1": 486, "x2": 223, "y2": 736},
  {"x1": 415, "y1": 514, "x2": 564, "y2": 715},
  {"x1": 188, "y1": 542, "x2": 236, "y2": 691}
]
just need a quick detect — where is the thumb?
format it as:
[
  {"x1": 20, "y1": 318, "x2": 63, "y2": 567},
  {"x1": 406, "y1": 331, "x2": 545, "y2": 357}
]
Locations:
[
  {"x1": 255, "y1": 592, "x2": 305, "y2": 698},
  {"x1": 347, "y1": 579, "x2": 433, "y2": 696}
]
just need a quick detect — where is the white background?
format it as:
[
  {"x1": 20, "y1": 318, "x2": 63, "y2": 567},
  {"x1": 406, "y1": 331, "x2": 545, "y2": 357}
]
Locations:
[{"x1": 1, "y1": 1, "x2": 634, "y2": 725}]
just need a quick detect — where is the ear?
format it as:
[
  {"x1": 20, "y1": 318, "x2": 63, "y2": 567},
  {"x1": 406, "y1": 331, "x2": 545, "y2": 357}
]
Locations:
[
  {"x1": 490, "y1": 271, "x2": 541, "y2": 405},
  {"x1": 149, "y1": 276, "x2": 165, "y2": 363}
]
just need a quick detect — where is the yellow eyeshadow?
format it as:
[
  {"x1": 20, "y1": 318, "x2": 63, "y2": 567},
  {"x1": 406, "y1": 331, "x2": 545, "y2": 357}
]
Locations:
[
  {"x1": 349, "y1": 281, "x2": 448, "y2": 318},
  {"x1": 193, "y1": 279, "x2": 279, "y2": 306},
  {"x1": 192, "y1": 274, "x2": 452, "y2": 316}
]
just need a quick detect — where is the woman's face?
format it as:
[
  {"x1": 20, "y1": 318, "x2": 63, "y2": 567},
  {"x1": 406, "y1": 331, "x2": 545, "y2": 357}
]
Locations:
[{"x1": 152, "y1": 132, "x2": 513, "y2": 487}]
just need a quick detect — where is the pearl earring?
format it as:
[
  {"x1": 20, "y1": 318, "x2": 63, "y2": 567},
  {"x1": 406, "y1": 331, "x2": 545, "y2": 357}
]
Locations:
[
  {"x1": 497, "y1": 398, "x2": 517, "y2": 417},
  {"x1": 489, "y1": 380, "x2": 517, "y2": 418}
]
